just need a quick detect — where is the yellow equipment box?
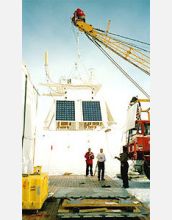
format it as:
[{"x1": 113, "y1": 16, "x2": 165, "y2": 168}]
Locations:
[
  {"x1": 22, "y1": 173, "x2": 48, "y2": 210},
  {"x1": 33, "y1": 166, "x2": 42, "y2": 174}
]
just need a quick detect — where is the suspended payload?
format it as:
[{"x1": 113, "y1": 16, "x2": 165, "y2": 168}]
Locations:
[
  {"x1": 42, "y1": 51, "x2": 115, "y2": 131},
  {"x1": 43, "y1": 81, "x2": 115, "y2": 131}
]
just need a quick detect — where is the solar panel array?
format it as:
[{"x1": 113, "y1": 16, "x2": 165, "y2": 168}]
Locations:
[
  {"x1": 82, "y1": 101, "x2": 102, "y2": 121},
  {"x1": 56, "y1": 100, "x2": 75, "y2": 121}
]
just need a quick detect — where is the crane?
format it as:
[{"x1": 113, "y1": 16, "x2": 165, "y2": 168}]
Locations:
[
  {"x1": 71, "y1": 8, "x2": 150, "y2": 98},
  {"x1": 71, "y1": 9, "x2": 150, "y2": 179}
]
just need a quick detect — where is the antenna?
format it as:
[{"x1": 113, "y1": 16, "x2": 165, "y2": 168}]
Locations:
[
  {"x1": 44, "y1": 51, "x2": 52, "y2": 82},
  {"x1": 45, "y1": 51, "x2": 48, "y2": 66}
]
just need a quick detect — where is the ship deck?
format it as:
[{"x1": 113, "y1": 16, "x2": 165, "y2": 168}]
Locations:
[{"x1": 22, "y1": 175, "x2": 149, "y2": 220}]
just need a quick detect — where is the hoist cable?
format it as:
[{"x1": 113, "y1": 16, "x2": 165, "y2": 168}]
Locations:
[
  {"x1": 70, "y1": 22, "x2": 90, "y2": 78},
  {"x1": 71, "y1": 21, "x2": 78, "y2": 44}
]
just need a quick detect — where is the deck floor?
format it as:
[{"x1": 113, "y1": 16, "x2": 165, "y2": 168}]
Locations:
[
  {"x1": 22, "y1": 175, "x2": 148, "y2": 220},
  {"x1": 49, "y1": 175, "x2": 120, "y2": 194}
]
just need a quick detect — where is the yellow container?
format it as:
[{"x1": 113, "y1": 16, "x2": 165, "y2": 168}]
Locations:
[
  {"x1": 22, "y1": 173, "x2": 48, "y2": 210},
  {"x1": 33, "y1": 166, "x2": 42, "y2": 174}
]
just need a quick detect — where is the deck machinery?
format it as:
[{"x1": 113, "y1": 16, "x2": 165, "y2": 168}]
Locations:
[{"x1": 125, "y1": 97, "x2": 150, "y2": 179}]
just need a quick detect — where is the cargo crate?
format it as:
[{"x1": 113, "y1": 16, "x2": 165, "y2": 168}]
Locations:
[{"x1": 22, "y1": 173, "x2": 48, "y2": 210}]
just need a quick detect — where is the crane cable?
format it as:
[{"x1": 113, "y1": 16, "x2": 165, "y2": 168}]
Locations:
[
  {"x1": 85, "y1": 33, "x2": 150, "y2": 99},
  {"x1": 95, "y1": 28, "x2": 150, "y2": 46},
  {"x1": 88, "y1": 29, "x2": 150, "y2": 76},
  {"x1": 108, "y1": 36, "x2": 150, "y2": 53},
  {"x1": 95, "y1": 28, "x2": 150, "y2": 52},
  {"x1": 71, "y1": 22, "x2": 89, "y2": 77},
  {"x1": 95, "y1": 36, "x2": 150, "y2": 76}
]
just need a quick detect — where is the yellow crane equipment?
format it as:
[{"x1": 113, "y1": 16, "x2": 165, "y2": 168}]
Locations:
[{"x1": 71, "y1": 9, "x2": 150, "y2": 98}]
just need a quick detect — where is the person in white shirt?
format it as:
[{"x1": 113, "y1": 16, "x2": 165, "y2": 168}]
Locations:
[{"x1": 96, "y1": 148, "x2": 106, "y2": 181}]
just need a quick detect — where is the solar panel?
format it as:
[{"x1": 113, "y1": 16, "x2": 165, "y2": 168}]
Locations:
[
  {"x1": 82, "y1": 101, "x2": 102, "y2": 121},
  {"x1": 56, "y1": 100, "x2": 75, "y2": 121}
]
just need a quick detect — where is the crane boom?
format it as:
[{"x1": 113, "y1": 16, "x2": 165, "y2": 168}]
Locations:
[
  {"x1": 72, "y1": 19, "x2": 150, "y2": 76},
  {"x1": 71, "y1": 9, "x2": 150, "y2": 98}
]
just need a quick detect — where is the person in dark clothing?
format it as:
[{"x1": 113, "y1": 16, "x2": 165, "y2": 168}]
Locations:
[
  {"x1": 115, "y1": 146, "x2": 129, "y2": 188},
  {"x1": 85, "y1": 148, "x2": 94, "y2": 176},
  {"x1": 97, "y1": 148, "x2": 106, "y2": 181},
  {"x1": 129, "y1": 96, "x2": 138, "y2": 106}
]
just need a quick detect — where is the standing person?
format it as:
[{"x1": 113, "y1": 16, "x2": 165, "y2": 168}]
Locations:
[
  {"x1": 97, "y1": 148, "x2": 106, "y2": 181},
  {"x1": 85, "y1": 148, "x2": 94, "y2": 176},
  {"x1": 115, "y1": 146, "x2": 129, "y2": 188}
]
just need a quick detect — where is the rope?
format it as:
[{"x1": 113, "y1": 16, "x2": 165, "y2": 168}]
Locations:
[
  {"x1": 71, "y1": 21, "x2": 78, "y2": 44},
  {"x1": 70, "y1": 21, "x2": 89, "y2": 77}
]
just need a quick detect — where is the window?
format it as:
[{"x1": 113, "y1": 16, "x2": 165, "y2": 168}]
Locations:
[
  {"x1": 144, "y1": 123, "x2": 150, "y2": 135},
  {"x1": 129, "y1": 128, "x2": 137, "y2": 136}
]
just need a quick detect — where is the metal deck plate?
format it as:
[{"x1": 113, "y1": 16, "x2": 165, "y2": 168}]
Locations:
[
  {"x1": 57, "y1": 212, "x2": 149, "y2": 219},
  {"x1": 54, "y1": 187, "x2": 129, "y2": 199},
  {"x1": 49, "y1": 175, "x2": 120, "y2": 195}
]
